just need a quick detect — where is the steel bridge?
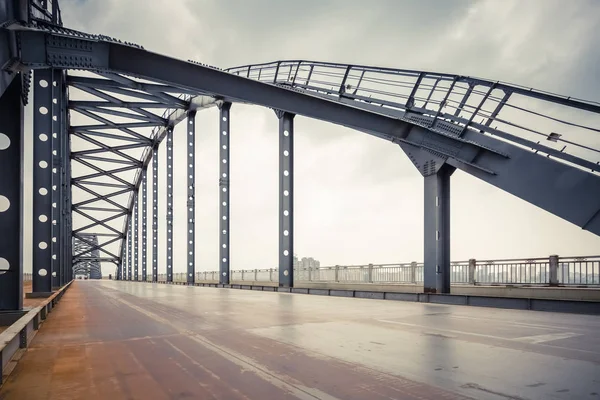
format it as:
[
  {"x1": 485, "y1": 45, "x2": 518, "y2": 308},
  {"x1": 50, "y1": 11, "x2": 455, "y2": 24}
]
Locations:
[
  {"x1": 1, "y1": 0, "x2": 600, "y2": 307},
  {"x1": 1, "y1": 1, "x2": 600, "y2": 398}
]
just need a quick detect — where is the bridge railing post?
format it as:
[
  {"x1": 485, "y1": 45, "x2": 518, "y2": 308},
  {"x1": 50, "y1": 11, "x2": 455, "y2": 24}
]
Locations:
[
  {"x1": 549, "y1": 255, "x2": 559, "y2": 286},
  {"x1": 254, "y1": 269, "x2": 258, "y2": 282},
  {"x1": 308, "y1": 267, "x2": 312, "y2": 282},
  {"x1": 468, "y1": 259, "x2": 476, "y2": 284},
  {"x1": 410, "y1": 262, "x2": 417, "y2": 283},
  {"x1": 368, "y1": 264, "x2": 373, "y2": 283},
  {"x1": 334, "y1": 265, "x2": 339, "y2": 282}
]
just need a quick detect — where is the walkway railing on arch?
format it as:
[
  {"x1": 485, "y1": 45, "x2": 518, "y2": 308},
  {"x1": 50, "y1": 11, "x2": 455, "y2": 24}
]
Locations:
[{"x1": 147, "y1": 255, "x2": 600, "y2": 287}]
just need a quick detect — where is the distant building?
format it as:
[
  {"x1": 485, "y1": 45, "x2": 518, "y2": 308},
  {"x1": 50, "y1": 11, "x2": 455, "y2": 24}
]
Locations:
[{"x1": 293, "y1": 255, "x2": 321, "y2": 281}]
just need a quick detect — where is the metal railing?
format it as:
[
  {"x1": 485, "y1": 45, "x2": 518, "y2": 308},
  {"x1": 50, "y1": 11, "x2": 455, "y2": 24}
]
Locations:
[
  {"x1": 142, "y1": 255, "x2": 600, "y2": 287},
  {"x1": 226, "y1": 61, "x2": 600, "y2": 176}
]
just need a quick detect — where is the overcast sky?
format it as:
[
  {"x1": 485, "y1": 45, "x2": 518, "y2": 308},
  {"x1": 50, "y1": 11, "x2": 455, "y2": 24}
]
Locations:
[{"x1": 23, "y1": 0, "x2": 600, "y2": 274}]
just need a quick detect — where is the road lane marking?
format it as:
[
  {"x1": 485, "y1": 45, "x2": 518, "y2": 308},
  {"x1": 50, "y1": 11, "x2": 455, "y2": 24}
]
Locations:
[
  {"x1": 377, "y1": 319, "x2": 599, "y2": 355},
  {"x1": 378, "y1": 319, "x2": 504, "y2": 340},
  {"x1": 513, "y1": 332, "x2": 582, "y2": 344}
]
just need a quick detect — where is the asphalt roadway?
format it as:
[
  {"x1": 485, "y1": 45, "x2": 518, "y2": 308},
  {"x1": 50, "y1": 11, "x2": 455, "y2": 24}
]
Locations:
[{"x1": 1, "y1": 280, "x2": 599, "y2": 400}]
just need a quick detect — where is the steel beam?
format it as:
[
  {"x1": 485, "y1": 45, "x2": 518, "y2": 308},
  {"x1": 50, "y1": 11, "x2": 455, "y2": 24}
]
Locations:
[
  {"x1": 65, "y1": 118, "x2": 72, "y2": 282},
  {"x1": 219, "y1": 103, "x2": 231, "y2": 285},
  {"x1": 141, "y1": 170, "x2": 147, "y2": 281},
  {"x1": 0, "y1": 76, "x2": 24, "y2": 310},
  {"x1": 187, "y1": 111, "x2": 196, "y2": 285},
  {"x1": 277, "y1": 111, "x2": 294, "y2": 287},
  {"x1": 32, "y1": 69, "x2": 54, "y2": 294},
  {"x1": 133, "y1": 198, "x2": 138, "y2": 280},
  {"x1": 152, "y1": 147, "x2": 158, "y2": 282},
  {"x1": 166, "y1": 128, "x2": 173, "y2": 282},
  {"x1": 127, "y1": 215, "x2": 132, "y2": 280},
  {"x1": 423, "y1": 164, "x2": 454, "y2": 294},
  {"x1": 51, "y1": 69, "x2": 65, "y2": 288}
]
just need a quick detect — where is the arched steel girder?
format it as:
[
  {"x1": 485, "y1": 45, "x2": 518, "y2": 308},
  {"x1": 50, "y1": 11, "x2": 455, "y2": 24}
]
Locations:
[
  {"x1": 9, "y1": 19, "x2": 600, "y2": 261},
  {"x1": 66, "y1": 70, "x2": 217, "y2": 265}
]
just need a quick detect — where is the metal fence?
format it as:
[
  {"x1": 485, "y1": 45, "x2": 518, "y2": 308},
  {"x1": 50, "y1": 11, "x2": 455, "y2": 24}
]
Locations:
[{"x1": 109, "y1": 255, "x2": 600, "y2": 287}]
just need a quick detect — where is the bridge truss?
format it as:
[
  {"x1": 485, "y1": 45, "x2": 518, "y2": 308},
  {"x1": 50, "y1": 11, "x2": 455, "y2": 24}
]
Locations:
[{"x1": 0, "y1": 0, "x2": 599, "y2": 310}]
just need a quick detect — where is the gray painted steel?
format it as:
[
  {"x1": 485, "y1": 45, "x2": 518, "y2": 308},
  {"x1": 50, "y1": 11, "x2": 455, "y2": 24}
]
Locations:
[
  {"x1": 1, "y1": 4, "x2": 599, "y2": 310},
  {"x1": 152, "y1": 149, "x2": 158, "y2": 282},
  {"x1": 187, "y1": 111, "x2": 196, "y2": 285},
  {"x1": 141, "y1": 170, "x2": 148, "y2": 281},
  {"x1": 219, "y1": 103, "x2": 231, "y2": 285},
  {"x1": 423, "y1": 165, "x2": 454, "y2": 294},
  {"x1": 32, "y1": 69, "x2": 54, "y2": 293},
  {"x1": 278, "y1": 112, "x2": 294, "y2": 287},
  {"x1": 51, "y1": 69, "x2": 64, "y2": 288},
  {"x1": 133, "y1": 198, "x2": 138, "y2": 281},
  {"x1": 127, "y1": 215, "x2": 132, "y2": 280},
  {"x1": 0, "y1": 77, "x2": 24, "y2": 310},
  {"x1": 166, "y1": 128, "x2": 173, "y2": 283}
]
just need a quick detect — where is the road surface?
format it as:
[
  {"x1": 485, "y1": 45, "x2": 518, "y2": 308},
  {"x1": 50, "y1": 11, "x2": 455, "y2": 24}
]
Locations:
[{"x1": 1, "y1": 281, "x2": 599, "y2": 399}]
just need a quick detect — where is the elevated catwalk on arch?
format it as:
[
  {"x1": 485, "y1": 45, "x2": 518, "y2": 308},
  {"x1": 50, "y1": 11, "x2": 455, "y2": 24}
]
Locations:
[{"x1": 0, "y1": 0, "x2": 599, "y2": 312}]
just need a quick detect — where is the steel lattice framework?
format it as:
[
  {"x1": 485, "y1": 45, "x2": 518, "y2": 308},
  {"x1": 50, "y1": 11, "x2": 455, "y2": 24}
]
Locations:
[
  {"x1": 0, "y1": 0, "x2": 599, "y2": 311},
  {"x1": 72, "y1": 234, "x2": 101, "y2": 279}
]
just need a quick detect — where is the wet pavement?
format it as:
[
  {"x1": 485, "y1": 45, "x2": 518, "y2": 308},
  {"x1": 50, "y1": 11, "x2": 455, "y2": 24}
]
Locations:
[{"x1": 1, "y1": 280, "x2": 599, "y2": 400}]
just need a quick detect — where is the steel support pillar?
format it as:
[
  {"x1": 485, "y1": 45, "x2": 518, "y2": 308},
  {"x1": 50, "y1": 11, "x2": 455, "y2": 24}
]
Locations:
[
  {"x1": 133, "y1": 198, "x2": 138, "y2": 280},
  {"x1": 152, "y1": 148, "x2": 158, "y2": 282},
  {"x1": 219, "y1": 103, "x2": 231, "y2": 285},
  {"x1": 277, "y1": 111, "x2": 294, "y2": 287},
  {"x1": 423, "y1": 164, "x2": 454, "y2": 293},
  {"x1": 32, "y1": 69, "x2": 54, "y2": 295},
  {"x1": 127, "y1": 216, "x2": 132, "y2": 280},
  {"x1": 59, "y1": 111, "x2": 67, "y2": 285},
  {"x1": 51, "y1": 69, "x2": 65, "y2": 289},
  {"x1": 0, "y1": 76, "x2": 24, "y2": 310},
  {"x1": 65, "y1": 133, "x2": 72, "y2": 282},
  {"x1": 141, "y1": 169, "x2": 147, "y2": 281},
  {"x1": 166, "y1": 128, "x2": 173, "y2": 282},
  {"x1": 187, "y1": 112, "x2": 196, "y2": 285}
]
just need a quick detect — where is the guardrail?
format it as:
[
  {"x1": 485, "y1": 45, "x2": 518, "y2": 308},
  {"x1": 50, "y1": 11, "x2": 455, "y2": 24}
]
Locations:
[
  {"x1": 23, "y1": 273, "x2": 32, "y2": 282},
  {"x1": 137, "y1": 255, "x2": 600, "y2": 287},
  {"x1": 0, "y1": 280, "x2": 72, "y2": 386}
]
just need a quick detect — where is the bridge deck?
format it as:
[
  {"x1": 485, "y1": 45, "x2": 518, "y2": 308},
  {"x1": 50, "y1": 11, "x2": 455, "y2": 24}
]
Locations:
[{"x1": 1, "y1": 282, "x2": 599, "y2": 400}]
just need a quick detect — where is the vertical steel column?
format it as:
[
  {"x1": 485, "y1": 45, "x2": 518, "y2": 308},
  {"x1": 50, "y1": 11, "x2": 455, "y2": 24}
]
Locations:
[
  {"x1": 423, "y1": 164, "x2": 454, "y2": 293},
  {"x1": 120, "y1": 239, "x2": 126, "y2": 280},
  {"x1": 187, "y1": 112, "x2": 196, "y2": 285},
  {"x1": 133, "y1": 198, "x2": 139, "y2": 280},
  {"x1": 51, "y1": 69, "x2": 64, "y2": 288},
  {"x1": 141, "y1": 170, "x2": 147, "y2": 281},
  {"x1": 32, "y1": 69, "x2": 54, "y2": 295},
  {"x1": 65, "y1": 122, "x2": 72, "y2": 282},
  {"x1": 0, "y1": 76, "x2": 24, "y2": 310},
  {"x1": 152, "y1": 147, "x2": 158, "y2": 282},
  {"x1": 277, "y1": 111, "x2": 294, "y2": 287},
  {"x1": 219, "y1": 103, "x2": 231, "y2": 285},
  {"x1": 127, "y1": 217, "x2": 132, "y2": 280},
  {"x1": 166, "y1": 128, "x2": 173, "y2": 283}
]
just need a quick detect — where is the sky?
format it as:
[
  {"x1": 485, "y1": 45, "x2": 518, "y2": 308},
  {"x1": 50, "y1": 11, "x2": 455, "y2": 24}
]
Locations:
[{"x1": 21, "y1": 0, "x2": 600, "y2": 275}]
